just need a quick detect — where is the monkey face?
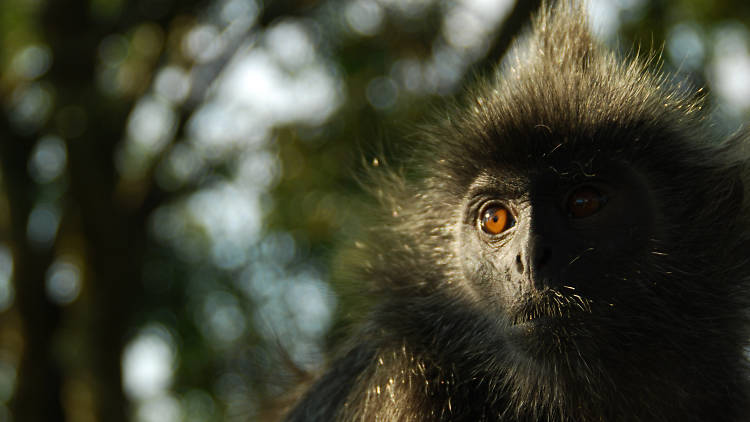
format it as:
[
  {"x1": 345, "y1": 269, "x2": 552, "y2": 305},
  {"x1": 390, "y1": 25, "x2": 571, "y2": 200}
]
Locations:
[{"x1": 457, "y1": 156, "x2": 659, "y2": 351}]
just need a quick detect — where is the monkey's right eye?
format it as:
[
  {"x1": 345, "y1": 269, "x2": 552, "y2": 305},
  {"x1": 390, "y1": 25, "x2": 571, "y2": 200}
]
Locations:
[{"x1": 481, "y1": 206, "x2": 515, "y2": 235}]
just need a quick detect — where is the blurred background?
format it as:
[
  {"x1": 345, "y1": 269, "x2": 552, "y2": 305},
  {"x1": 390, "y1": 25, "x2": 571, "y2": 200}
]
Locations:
[{"x1": 1, "y1": 0, "x2": 749, "y2": 421}]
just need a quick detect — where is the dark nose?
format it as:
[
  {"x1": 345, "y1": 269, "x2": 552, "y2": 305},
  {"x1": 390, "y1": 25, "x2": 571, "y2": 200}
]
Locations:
[{"x1": 515, "y1": 242, "x2": 556, "y2": 290}]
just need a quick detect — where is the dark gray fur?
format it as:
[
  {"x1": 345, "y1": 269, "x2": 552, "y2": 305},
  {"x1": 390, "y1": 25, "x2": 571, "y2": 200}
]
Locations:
[{"x1": 284, "y1": 2, "x2": 750, "y2": 421}]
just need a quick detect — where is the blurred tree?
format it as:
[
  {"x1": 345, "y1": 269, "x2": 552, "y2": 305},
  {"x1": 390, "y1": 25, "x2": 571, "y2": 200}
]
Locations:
[{"x1": 0, "y1": 1, "x2": 209, "y2": 421}]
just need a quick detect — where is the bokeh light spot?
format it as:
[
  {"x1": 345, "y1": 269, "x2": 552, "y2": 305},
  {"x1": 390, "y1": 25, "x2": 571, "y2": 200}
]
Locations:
[
  {"x1": 345, "y1": 0, "x2": 384, "y2": 36},
  {"x1": 28, "y1": 135, "x2": 67, "y2": 184},
  {"x1": 183, "y1": 24, "x2": 225, "y2": 63},
  {"x1": 709, "y1": 24, "x2": 750, "y2": 113},
  {"x1": 8, "y1": 83, "x2": 54, "y2": 134},
  {"x1": 154, "y1": 66, "x2": 192, "y2": 104},
  {"x1": 199, "y1": 291, "x2": 247, "y2": 345},
  {"x1": 667, "y1": 23, "x2": 705, "y2": 71},
  {"x1": 26, "y1": 203, "x2": 61, "y2": 249},
  {"x1": 11, "y1": 44, "x2": 52, "y2": 80},
  {"x1": 366, "y1": 76, "x2": 399, "y2": 110},
  {"x1": 45, "y1": 256, "x2": 82, "y2": 306},
  {"x1": 122, "y1": 324, "x2": 177, "y2": 401},
  {"x1": 266, "y1": 20, "x2": 318, "y2": 68}
]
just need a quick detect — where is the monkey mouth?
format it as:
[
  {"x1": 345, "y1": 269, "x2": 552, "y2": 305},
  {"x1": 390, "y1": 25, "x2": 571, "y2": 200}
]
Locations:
[{"x1": 509, "y1": 289, "x2": 594, "y2": 326}]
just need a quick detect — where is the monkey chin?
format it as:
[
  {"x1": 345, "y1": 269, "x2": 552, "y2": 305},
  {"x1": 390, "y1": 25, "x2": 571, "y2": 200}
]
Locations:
[{"x1": 503, "y1": 287, "x2": 600, "y2": 358}]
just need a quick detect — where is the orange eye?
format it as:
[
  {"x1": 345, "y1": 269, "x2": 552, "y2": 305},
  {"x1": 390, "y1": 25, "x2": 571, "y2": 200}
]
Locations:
[
  {"x1": 567, "y1": 186, "x2": 607, "y2": 218},
  {"x1": 481, "y1": 207, "x2": 515, "y2": 235}
]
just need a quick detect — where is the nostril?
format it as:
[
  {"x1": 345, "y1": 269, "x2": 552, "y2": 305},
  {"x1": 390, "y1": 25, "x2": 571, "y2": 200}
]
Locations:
[
  {"x1": 536, "y1": 247, "x2": 551, "y2": 268},
  {"x1": 515, "y1": 254, "x2": 524, "y2": 274}
]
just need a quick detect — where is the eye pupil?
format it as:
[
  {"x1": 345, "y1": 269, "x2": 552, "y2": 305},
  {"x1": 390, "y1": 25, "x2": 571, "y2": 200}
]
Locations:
[
  {"x1": 481, "y1": 207, "x2": 514, "y2": 235},
  {"x1": 568, "y1": 186, "x2": 606, "y2": 218}
]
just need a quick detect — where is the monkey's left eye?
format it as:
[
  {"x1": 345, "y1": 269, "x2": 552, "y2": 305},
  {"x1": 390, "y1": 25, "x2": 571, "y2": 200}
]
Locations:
[
  {"x1": 481, "y1": 206, "x2": 516, "y2": 235},
  {"x1": 567, "y1": 186, "x2": 608, "y2": 218}
]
